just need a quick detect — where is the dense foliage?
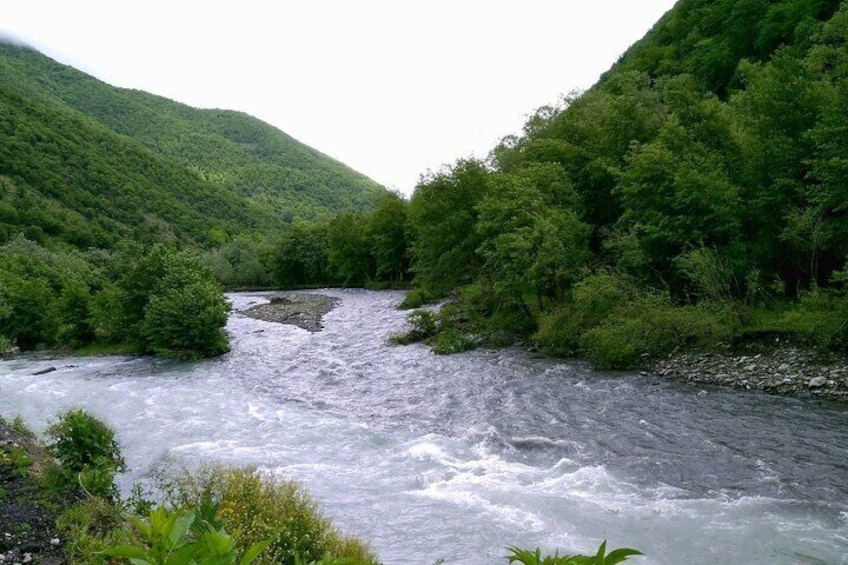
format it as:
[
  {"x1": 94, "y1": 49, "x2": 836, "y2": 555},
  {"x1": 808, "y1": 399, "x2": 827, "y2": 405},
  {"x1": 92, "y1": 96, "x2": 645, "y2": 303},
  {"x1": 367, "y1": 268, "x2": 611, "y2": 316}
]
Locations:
[
  {"x1": 227, "y1": 192, "x2": 412, "y2": 290},
  {"x1": 390, "y1": 0, "x2": 848, "y2": 367},
  {"x1": 198, "y1": 0, "x2": 848, "y2": 369},
  {"x1": 0, "y1": 42, "x2": 385, "y2": 250},
  {"x1": 0, "y1": 237, "x2": 229, "y2": 359},
  {"x1": 4, "y1": 0, "x2": 848, "y2": 370},
  {"x1": 45, "y1": 409, "x2": 126, "y2": 500}
]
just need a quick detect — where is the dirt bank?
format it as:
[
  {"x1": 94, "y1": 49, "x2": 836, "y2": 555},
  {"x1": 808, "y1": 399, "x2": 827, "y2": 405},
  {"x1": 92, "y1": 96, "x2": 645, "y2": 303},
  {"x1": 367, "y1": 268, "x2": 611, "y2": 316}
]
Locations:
[{"x1": 0, "y1": 422, "x2": 66, "y2": 564}]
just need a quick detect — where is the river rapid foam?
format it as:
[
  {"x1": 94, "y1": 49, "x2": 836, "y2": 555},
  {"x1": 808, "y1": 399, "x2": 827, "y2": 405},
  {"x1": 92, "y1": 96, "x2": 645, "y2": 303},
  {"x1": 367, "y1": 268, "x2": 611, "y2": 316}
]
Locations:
[{"x1": 1, "y1": 289, "x2": 846, "y2": 564}]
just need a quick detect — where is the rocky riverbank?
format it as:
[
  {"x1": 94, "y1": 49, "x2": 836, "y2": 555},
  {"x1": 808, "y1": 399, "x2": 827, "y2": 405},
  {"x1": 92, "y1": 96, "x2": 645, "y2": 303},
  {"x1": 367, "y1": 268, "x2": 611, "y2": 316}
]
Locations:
[
  {"x1": 241, "y1": 293, "x2": 341, "y2": 332},
  {"x1": 652, "y1": 344, "x2": 848, "y2": 402},
  {"x1": 0, "y1": 423, "x2": 65, "y2": 565}
]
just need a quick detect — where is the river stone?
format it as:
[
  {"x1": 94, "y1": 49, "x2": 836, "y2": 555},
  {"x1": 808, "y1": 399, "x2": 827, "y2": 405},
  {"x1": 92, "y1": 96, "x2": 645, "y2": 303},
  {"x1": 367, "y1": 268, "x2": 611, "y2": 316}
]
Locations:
[
  {"x1": 778, "y1": 363, "x2": 790, "y2": 372},
  {"x1": 808, "y1": 376, "x2": 828, "y2": 388}
]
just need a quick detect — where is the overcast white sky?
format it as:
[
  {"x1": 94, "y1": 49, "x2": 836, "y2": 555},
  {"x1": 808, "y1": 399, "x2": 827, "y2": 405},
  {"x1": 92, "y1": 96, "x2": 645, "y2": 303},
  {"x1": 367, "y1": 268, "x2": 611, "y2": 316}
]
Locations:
[{"x1": 2, "y1": 1, "x2": 677, "y2": 194}]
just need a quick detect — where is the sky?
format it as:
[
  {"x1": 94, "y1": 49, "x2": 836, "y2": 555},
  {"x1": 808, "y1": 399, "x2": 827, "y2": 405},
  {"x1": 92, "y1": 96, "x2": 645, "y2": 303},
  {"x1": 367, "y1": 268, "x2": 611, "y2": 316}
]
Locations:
[{"x1": 1, "y1": 1, "x2": 678, "y2": 195}]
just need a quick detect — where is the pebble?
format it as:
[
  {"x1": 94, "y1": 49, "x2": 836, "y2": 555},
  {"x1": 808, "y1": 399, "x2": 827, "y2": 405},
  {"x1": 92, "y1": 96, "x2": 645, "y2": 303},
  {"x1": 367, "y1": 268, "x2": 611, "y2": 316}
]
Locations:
[
  {"x1": 809, "y1": 376, "x2": 828, "y2": 388},
  {"x1": 651, "y1": 346, "x2": 847, "y2": 402},
  {"x1": 49, "y1": 539, "x2": 60, "y2": 547}
]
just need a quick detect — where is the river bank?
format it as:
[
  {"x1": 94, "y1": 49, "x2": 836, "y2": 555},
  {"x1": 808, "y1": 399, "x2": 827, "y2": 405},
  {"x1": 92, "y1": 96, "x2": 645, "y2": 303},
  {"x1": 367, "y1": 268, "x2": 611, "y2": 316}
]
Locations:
[
  {"x1": 236, "y1": 290, "x2": 848, "y2": 404},
  {"x1": 0, "y1": 421, "x2": 65, "y2": 565},
  {"x1": 2, "y1": 289, "x2": 846, "y2": 563},
  {"x1": 651, "y1": 342, "x2": 848, "y2": 402}
]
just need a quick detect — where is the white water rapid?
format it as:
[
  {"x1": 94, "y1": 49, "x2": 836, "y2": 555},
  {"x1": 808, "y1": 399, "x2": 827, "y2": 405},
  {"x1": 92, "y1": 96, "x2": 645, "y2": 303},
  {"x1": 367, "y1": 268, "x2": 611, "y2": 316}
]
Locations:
[{"x1": 1, "y1": 290, "x2": 846, "y2": 564}]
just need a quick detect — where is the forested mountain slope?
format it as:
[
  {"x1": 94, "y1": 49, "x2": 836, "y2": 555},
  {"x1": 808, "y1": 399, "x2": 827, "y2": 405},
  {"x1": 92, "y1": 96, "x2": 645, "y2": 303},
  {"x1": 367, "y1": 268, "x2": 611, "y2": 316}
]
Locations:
[
  {"x1": 397, "y1": 0, "x2": 848, "y2": 367},
  {"x1": 606, "y1": 0, "x2": 843, "y2": 96},
  {"x1": 0, "y1": 42, "x2": 385, "y2": 248}
]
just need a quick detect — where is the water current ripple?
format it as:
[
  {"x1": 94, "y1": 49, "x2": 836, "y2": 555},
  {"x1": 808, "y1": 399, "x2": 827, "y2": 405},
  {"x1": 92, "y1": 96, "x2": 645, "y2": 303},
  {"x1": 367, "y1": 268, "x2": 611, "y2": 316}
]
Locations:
[{"x1": 2, "y1": 289, "x2": 847, "y2": 564}]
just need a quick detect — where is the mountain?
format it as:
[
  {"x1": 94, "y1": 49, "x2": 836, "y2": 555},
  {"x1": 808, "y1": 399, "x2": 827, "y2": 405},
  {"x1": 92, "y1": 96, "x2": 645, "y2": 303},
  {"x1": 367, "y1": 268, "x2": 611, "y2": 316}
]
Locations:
[
  {"x1": 605, "y1": 0, "x2": 843, "y2": 96},
  {"x1": 402, "y1": 0, "x2": 848, "y2": 367},
  {"x1": 0, "y1": 42, "x2": 386, "y2": 249}
]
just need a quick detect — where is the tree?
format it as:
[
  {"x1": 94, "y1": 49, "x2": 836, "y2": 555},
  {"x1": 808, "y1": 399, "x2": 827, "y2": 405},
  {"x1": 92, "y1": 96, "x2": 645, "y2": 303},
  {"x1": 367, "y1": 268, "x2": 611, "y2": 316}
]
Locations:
[
  {"x1": 616, "y1": 117, "x2": 742, "y2": 287},
  {"x1": 111, "y1": 244, "x2": 231, "y2": 358},
  {"x1": 266, "y1": 223, "x2": 329, "y2": 287},
  {"x1": 327, "y1": 213, "x2": 374, "y2": 285},
  {"x1": 368, "y1": 193, "x2": 411, "y2": 283},
  {"x1": 477, "y1": 164, "x2": 590, "y2": 311},
  {"x1": 408, "y1": 159, "x2": 488, "y2": 294},
  {"x1": 142, "y1": 278, "x2": 230, "y2": 360}
]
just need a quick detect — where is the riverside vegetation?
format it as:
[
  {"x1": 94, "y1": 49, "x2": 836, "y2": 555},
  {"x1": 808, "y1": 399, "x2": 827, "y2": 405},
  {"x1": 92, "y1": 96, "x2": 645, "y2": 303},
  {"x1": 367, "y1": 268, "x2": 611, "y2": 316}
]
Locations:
[
  {"x1": 2, "y1": 1, "x2": 844, "y2": 559},
  {"x1": 4, "y1": 1, "x2": 848, "y2": 374},
  {"x1": 247, "y1": 1, "x2": 848, "y2": 378},
  {"x1": 0, "y1": 411, "x2": 641, "y2": 564}
]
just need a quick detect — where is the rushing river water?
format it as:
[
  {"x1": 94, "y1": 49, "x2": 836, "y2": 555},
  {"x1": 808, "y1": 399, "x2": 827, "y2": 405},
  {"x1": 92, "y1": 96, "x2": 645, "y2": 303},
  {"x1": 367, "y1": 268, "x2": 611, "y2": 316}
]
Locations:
[{"x1": 1, "y1": 290, "x2": 847, "y2": 564}]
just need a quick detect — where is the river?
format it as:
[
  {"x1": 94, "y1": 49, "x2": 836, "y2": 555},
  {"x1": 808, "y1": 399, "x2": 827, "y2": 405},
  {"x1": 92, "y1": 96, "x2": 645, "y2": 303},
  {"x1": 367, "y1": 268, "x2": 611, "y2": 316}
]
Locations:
[{"x1": 1, "y1": 290, "x2": 846, "y2": 564}]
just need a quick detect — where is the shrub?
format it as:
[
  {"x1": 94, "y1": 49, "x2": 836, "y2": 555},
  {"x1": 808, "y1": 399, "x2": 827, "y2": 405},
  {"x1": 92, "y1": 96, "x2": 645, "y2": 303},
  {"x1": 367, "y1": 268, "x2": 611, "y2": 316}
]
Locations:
[
  {"x1": 431, "y1": 327, "x2": 477, "y2": 355},
  {"x1": 389, "y1": 309, "x2": 439, "y2": 345},
  {"x1": 57, "y1": 497, "x2": 132, "y2": 564},
  {"x1": 45, "y1": 409, "x2": 125, "y2": 499},
  {"x1": 580, "y1": 297, "x2": 735, "y2": 369},
  {"x1": 675, "y1": 247, "x2": 736, "y2": 302},
  {"x1": 398, "y1": 288, "x2": 433, "y2": 310},
  {"x1": 142, "y1": 279, "x2": 231, "y2": 360},
  {"x1": 507, "y1": 541, "x2": 642, "y2": 564},
  {"x1": 391, "y1": 306, "x2": 481, "y2": 354},
  {"x1": 532, "y1": 271, "x2": 639, "y2": 356},
  {"x1": 782, "y1": 285, "x2": 848, "y2": 353},
  {"x1": 162, "y1": 466, "x2": 378, "y2": 565},
  {"x1": 0, "y1": 334, "x2": 11, "y2": 355},
  {"x1": 103, "y1": 503, "x2": 270, "y2": 565}
]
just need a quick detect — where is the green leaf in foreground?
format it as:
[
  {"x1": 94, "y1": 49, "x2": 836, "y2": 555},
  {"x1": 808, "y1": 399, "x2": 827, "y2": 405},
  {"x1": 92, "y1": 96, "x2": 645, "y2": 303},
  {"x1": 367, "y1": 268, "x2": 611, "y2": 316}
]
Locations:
[{"x1": 506, "y1": 541, "x2": 643, "y2": 564}]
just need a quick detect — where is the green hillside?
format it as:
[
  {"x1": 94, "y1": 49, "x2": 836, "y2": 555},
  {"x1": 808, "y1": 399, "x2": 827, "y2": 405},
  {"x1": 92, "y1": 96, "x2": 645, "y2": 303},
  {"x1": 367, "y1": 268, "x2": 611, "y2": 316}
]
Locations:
[
  {"x1": 384, "y1": 0, "x2": 848, "y2": 366},
  {"x1": 605, "y1": 0, "x2": 842, "y2": 95},
  {"x1": 0, "y1": 42, "x2": 385, "y2": 249}
]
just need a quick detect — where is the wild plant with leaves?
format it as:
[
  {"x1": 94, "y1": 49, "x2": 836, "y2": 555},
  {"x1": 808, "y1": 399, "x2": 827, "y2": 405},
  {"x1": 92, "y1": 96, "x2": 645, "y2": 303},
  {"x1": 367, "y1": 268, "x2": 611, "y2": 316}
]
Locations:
[
  {"x1": 103, "y1": 498, "x2": 270, "y2": 565},
  {"x1": 507, "y1": 541, "x2": 643, "y2": 565}
]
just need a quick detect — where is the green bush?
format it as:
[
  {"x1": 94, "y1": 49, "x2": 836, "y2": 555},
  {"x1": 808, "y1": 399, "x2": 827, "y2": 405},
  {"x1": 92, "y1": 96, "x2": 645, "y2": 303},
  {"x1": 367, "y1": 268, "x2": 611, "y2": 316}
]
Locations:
[
  {"x1": 389, "y1": 309, "x2": 439, "y2": 345},
  {"x1": 580, "y1": 298, "x2": 735, "y2": 369},
  {"x1": 532, "y1": 271, "x2": 639, "y2": 356},
  {"x1": 782, "y1": 284, "x2": 848, "y2": 353},
  {"x1": 57, "y1": 497, "x2": 133, "y2": 564},
  {"x1": 391, "y1": 305, "x2": 481, "y2": 354},
  {"x1": 45, "y1": 409, "x2": 125, "y2": 499},
  {"x1": 161, "y1": 466, "x2": 378, "y2": 565},
  {"x1": 431, "y1": 327, "x2": 477, "y2": 355},
  {"x1": 398, "y1": 289, "x2": 433, "y2": 310},
  {"x1": 103, "y1": 502, "x2": 270, "y2": 565},
  {"x1": 507, "y1": 541, "x2": 642, "y2": 564},
  {"x1": 102, "y1": 245, "x2": 232, "y2": 360},
  {"x1": 142, "y1": 279, "x2": 230, "y2": 360},
  {"x1": 0, "y1": 334, "x2": 12, "y2": 355}
]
